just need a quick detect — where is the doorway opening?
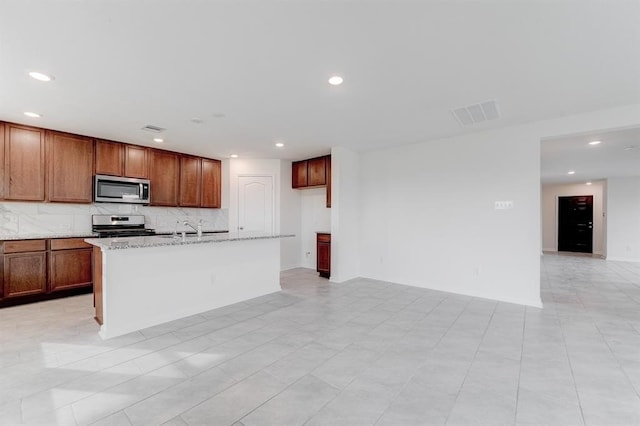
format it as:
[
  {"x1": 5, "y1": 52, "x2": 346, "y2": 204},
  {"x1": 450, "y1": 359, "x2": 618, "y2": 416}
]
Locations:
[{"x1": 558, "y1": 195, "x2": 593, "y2": 253}]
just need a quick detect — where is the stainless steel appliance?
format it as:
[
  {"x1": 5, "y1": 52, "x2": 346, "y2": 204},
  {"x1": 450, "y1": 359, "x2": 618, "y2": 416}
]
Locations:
[
  {"x1": 94, "y1": 174, "x2": 150, "y2": 204},
  {"x1": 92, "y1": 214, "x2": 156, "y2": 238}
]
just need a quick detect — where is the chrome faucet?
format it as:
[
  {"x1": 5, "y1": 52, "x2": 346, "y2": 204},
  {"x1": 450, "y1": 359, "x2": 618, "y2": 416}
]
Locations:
[{"x1": 183, "y1": 220, "x2": 202, "y2": 237}]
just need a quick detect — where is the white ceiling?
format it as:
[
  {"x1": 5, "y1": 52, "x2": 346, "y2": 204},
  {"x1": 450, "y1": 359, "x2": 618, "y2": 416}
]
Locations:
[
  {"x1": 1, "y1": 0, "x2": 639, "y2": 162},
  {"x1": 541, "y1": 126, "x2": 640, "y2": 184}
]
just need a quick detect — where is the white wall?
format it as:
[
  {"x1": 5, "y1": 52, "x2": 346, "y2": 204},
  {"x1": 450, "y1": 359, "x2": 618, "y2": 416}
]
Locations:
[
  {"x1": 330, "y1": 147, "x2": 360, "y2": 282},
  {"x1": 541, "y1": 181, "x2": 605, "y2": 255},
  {"x1": 352, "y1": 103, "x2": 640, "y2": 307},
  {"x1": 606, "y1": 177, "x2": 640, "y2": 262},
  {"x1": 300, "y1": 188, "x2": 331, "y2": 269},
  {"x1": 280, "y1": 160, "x2": 302, "y2": 270},
  {"x1": 359, "y1": 127, "x2": 542, "y2": 307}
]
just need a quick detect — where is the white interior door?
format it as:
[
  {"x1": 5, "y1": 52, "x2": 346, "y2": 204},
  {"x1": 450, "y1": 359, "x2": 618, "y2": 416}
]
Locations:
[{"x1": 238, "y1": 175, "x2": 274, "y2": 234}]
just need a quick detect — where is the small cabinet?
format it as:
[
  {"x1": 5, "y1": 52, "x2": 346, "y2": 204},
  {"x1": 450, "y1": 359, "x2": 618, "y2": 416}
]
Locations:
[
  {"x1": 149, "y1": 149, "x2": 179, "y2": 206},
  {"x1": 124, "y1": 145, "x2": 149, "y2": 178},
  {"x1": 316, "y1": 232, "x2": 331, "y2": 278},
  {"x1": 2, "y1": 240, "x2": 47, "y2": 299},
  {"x1": 308, "y1": 157, "x2": 327, "y2": 186},
  {"x1": 46, "y1": 131, "x2": 94, "y2": 203},
  {"x1": 3, "y1": 123, "x2": 45, "y2": 201},
  {"x1": 292, "y1": 160, "x2": 308, "y2": 188},
  {"x1": 201, "y1": 158, "x2": 221, "y2": 208},
  {"x1": 179, "y1": 155, "x2": 202, "y2": 207},
  {"x1": 95, "y1": 139, "x2": 124, "y2": 176},
  {"x1": 49, "y1": 239, "x2": 93, "y2": 292}
]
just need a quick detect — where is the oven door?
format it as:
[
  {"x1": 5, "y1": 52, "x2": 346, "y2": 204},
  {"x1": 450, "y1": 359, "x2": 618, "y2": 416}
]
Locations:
[{"x1": 94, "y1": 175, "x2": 150, "y2": 204}]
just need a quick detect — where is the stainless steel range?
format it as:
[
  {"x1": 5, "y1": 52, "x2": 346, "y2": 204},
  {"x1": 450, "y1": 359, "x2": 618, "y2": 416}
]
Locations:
[{"x1": 92, "y1": 214, "x2": 156, "y2": 238}]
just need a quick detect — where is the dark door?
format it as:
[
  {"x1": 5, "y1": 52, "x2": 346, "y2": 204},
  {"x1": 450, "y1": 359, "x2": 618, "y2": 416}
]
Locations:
[{"x1": 558, "y1": 195, "x2": 593, "y2": 253}]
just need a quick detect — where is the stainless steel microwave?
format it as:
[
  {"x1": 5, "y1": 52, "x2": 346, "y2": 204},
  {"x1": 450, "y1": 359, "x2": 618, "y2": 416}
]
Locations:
[{"x1": 94, "y1": 174, "x2": 150, "y2": 204}]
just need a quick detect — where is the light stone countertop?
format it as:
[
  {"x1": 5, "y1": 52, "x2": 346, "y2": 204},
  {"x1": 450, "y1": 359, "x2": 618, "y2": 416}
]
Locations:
[
  {"x1": 0, "y1": 232, "x2": 98, "y2": 241},
  {"x1": 85, "y1": 232, "x2": 294, "y2": 250}
]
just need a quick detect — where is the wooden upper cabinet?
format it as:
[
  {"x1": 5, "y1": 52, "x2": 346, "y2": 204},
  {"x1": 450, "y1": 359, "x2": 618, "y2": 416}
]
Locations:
[
  {"x1": 4, "y1": 123, "x2": 45, "y2": 201},
  {"x1": 201, "y1": 158, "x2": 221, "y2": 208},
  {"x1": 124, "y1": 145, "x2": 149, "y2": 178},
  {"x1": 46, "y1": 131, "x2": 94, "y2": 203},
  {"x1": 308, "y1": 157, "x2": 327, "y2": 186},
  {"x1": 292, "y1": 160, "x2": 308, "y2": 188},
  {"x1": 0, "y1": 122, "x2": 5, "y2": 200},
  {"x1": 95, "y1": 140, "x2": 124, "y2": 176},
  {"x1": 179, "y1": 155, "x2": 202, "y2": 207},
  {"x1": 149, "y1": 149, "x2": 179, "y2": 206}
]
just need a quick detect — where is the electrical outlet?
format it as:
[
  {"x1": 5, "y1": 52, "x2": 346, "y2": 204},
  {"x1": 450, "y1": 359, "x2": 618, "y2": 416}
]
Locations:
[{"x1": 494, "y1": 200, "x2": 514, "y2": 210}]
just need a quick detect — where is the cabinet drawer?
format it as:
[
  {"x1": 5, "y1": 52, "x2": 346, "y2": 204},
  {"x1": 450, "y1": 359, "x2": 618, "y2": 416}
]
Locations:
[
  {"x1": 3, "y1": 240, "x2": 47, "y2": 253},
  {"x1": 317, "y1": 233, "x2": 331, "y2": 243},
  {"x1": 50, "y1": 238, "x2": 92, "y2": 251}
]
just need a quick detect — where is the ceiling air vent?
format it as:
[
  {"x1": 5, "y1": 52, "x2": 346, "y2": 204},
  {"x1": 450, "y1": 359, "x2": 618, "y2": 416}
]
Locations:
[
  {"x1": 452, "y1": 99, "x2": 500, "y2": 126},
  {"x1": 141, "y1": 125, "x2": 165, "y2": 133}
]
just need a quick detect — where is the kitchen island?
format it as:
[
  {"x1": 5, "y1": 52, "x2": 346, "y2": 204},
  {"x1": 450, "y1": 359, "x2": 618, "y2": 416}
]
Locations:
[{"x1": 85, "y1": 232, "x2": 293, "y2": 339}]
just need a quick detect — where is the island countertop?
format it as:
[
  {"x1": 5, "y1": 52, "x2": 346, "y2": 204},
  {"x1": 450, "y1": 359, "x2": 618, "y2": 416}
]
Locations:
[{"x1": 85, "y1": 232, "x2": 294, "y2": 250}]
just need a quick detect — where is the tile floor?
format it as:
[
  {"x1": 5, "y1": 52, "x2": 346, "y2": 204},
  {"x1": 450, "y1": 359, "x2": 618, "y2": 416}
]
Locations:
[{"x1": 1, "y1": 254, "x2": 640, "y2": 425}]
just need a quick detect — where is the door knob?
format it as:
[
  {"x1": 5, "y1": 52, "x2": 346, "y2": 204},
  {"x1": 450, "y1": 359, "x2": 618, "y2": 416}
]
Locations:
[{"x1": 239, "y1": 226, "x2": 244, "y2": 230}]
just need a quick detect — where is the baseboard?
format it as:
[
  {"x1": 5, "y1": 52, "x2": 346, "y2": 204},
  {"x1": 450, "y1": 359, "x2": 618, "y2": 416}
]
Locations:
[{"x1": 606, "y1": 256, "x2": 640, "y2": 263}]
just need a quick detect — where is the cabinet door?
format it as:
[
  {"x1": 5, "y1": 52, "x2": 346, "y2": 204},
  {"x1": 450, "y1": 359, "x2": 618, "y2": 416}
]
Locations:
[
  {"x1": 0, "y1": 122, "x2": 5, "y2": 199},
  {"x1": 95, "y1": 140, "x2": 124, "y2": 176},
  {"x1": 201, "y1": 158, "x2": 221, "y2": 208},
  {"x1": 124, "y1": 145, "x2": 149, "y2": 178},
  {"x1": 4, "y1": 123, "x2": 45, "y2": 201},
  {"x1": 49, "y1": 248, "x2": 92, "y2": 292},
  {"x1": 4, "y1": 252, "x2": 47, "y2": 298},
  {"x1": 308, "y1": 157, "x2": 327, "y2": 186},
  {"x1": 46, "y1": 131, "x2": 94, "y2": 203},
  {"x1": 317, "y1": 233, "x2": 331, "y2": 278},
  {"x1": 149, "y1": 149, "x2": 179, "y2": 206},
  {"x1": 179, "y1": 155, "x2": 201, "y2": 207},
  {"x1": 292, "y1": 160, "x2": 308, "y2": 188}
]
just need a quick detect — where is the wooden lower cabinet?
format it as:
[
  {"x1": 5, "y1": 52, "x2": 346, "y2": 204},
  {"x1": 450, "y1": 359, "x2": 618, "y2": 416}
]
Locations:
[
  {"x1": 50, "y1": 248, "x2": 93, "y2": 291},
  {"x1": 0, "y1": 238, "x2": 93, "y2": 307},
  {"x1": 3, "y1": 252, "x2": 47, "y2": 298},
  {"x1": 316, "y1": 232, "x2": 331, "y2": 278}
]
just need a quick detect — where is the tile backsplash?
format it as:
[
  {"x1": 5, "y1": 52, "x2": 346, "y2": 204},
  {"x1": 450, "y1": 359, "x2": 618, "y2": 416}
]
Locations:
[{"x1": 0, "y1": 202, "x2": 228, "y2": 237}]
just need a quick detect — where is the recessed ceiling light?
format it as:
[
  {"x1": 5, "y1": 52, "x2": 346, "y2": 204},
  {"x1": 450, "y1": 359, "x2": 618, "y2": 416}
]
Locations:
[
  {"x1": 588, "y1": 141, "x2": 601, "y2": 145},
  {"x1": 230, "y1": 154, "x2": 238, "y2": 158},
  {"x1": 275, "y1": 142, "x2": 284, "y2": 148},
  {"x1": 191, "y1": 117, "x2": 203, "y2": 124},
  {"x1": 328, "y1": 75, "x2": 344, "y2": 86},
  {"x1": 28, "y1": 71, "x2": 54, "y2": 82},
  {"x1": 586, "y1": 182, "x2": 593, "y2": 185},
  {"x1": 624, "y1": 145, "x2": 637, "y2": 151},
  {"x1": 567, "y1": 170, "x2": 576, "y2": 175},
  {"x1": 153, "y1": 138, "x2": 164, "y2": 143},
  {"x1": 24, "y1": 111, "x2": 41, "y2": 118}
]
